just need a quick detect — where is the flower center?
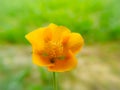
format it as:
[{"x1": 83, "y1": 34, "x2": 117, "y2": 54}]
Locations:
[{"x1": 45, "y1": 41, "x2": 63, "y2": 59}]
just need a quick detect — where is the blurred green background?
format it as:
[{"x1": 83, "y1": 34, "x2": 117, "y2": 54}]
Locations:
[{"x1": 0, "y1": 0, "x2": 120, "y2": 90}]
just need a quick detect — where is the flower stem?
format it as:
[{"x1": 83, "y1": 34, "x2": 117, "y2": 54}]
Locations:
[{"x1": 53, "y1": 72, "x2": 57, "y2": 90}]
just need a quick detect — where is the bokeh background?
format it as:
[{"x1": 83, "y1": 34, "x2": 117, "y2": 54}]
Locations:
[{"x1": 0, "y1": 0, "x2": 120, "y2": 90}]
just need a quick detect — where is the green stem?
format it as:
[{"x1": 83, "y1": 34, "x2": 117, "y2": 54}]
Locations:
[{"x1": 53, "y1": 72, "x2": 57, "y2": 90}]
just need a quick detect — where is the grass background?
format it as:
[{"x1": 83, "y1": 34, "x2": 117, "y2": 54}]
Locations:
[
  {"x1": 0, "y1": 0, "x2": 120, "y2": 90},
  {"x1": 0, "y1": 0, "x2": 120, "y2": 44}
]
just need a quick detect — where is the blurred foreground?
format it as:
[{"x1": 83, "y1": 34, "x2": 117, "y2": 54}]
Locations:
[{"x1": 0, "y1": 43, "x2": 120, "y2": 90}]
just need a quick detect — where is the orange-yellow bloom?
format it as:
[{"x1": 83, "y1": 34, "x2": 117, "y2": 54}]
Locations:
[{"x1": 25, "y1": 23, "x2": 84, "y2": 72}]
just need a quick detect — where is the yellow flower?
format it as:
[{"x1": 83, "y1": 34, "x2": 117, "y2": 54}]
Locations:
[{"x1": 25, "y1": 23, "x2": 84, "y2": 72}]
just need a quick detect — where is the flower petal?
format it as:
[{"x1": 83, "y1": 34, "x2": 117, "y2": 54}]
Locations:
[
  {"x1": 47, "y1": 51, "x2": 77, "y2": 72},
  {"x1": 43, "y1": 28, "x2": 53, "y2": 42},
  {"x1": 48, "y1": 23, "x2": 71, "y2": 41},
  {"x1": 67, "y1": 33, "x2": 84, "y2": 54},
  {"x1": 32, "y1": 53, "x2": 53, "y2": 66},
  {"x1": 48, "y1": 23, "x2": 58, "y2": 29},
  {"x1": 25, "y1": 28, "x2": 45, "y2": 50}
]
